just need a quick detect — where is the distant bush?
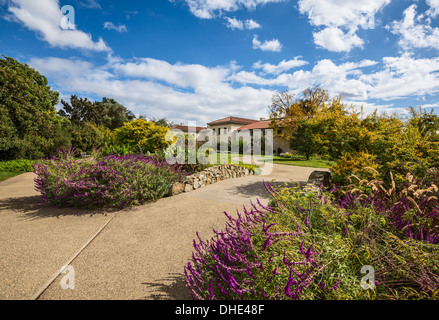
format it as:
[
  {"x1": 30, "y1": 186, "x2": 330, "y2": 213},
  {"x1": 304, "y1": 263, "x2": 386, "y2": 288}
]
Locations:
[
  {"x1": 0, "y1": 159, "x2": 35, "y2": 172},
  {"x1": 100, "y1": 144, "x2": 137, "y2": 157},
  {"x1": 32, "y1": 148, "x2": 187, "y2": 209}
]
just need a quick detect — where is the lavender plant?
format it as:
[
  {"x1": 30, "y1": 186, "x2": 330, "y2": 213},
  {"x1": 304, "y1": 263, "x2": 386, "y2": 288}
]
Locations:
[
  {"x1": 185, "y1": 175, "x2": 439, "y2": 300},
  {"x1": 32, "y1": 147, "x2": 188, "y2": 209}
]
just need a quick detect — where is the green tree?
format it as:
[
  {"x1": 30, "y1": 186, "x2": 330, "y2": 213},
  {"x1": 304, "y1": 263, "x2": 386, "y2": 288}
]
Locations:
[
  {"x1": 0, "y1": 55, "x2": 68, "y2": 160},
  {"x1": 59, "y1": 95, "x2": 100, "y2": 126},
  {"x1": 95, "y1": 97, "x2": 135, "y2": 130},
  {"x1": 289, "y1": 119, "x2": 320, "y2": 160},
  {"x1": 60, "y1": 96, "x2": 135, "y2": 130},
  {"x1": 138, "y1": 115, "x2": 175, "y2": 128}
]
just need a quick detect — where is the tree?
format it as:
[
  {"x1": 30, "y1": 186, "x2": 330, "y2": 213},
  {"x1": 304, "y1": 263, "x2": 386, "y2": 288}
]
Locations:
[
  {"x1": 0, "y1": 55, "x2": 67, "y2": 160},
  {"x1": 59, "y1": 96, "x2": 135, "y2": 130},
  {"x1": 289, "y1": 120, "x2": 320, "y2": 160},
  {"x1": 59, "y1": 95, "x2": 100, "y2": 126},
  {"x1": 138, "y1": 115, "x2": 175, "y2": 128},
  {"x1": 95, "y1": 97, "x2": 135, "y2": 130},
  {"x1": 269, "y1": 85, "x2": 331, "y2": 142}
]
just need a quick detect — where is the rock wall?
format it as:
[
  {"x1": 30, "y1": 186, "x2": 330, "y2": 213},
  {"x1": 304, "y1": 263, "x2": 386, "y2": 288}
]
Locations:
[{"x1": 169, "y1": 164, "x2": 254, "y2": 196}]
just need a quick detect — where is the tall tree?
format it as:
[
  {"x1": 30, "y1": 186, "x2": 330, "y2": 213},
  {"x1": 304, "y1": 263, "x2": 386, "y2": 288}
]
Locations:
[
  {"x1": 95, "y1": 97, "x2": 135, "y2": 130},
  {"x1": 0, "y1": 55, "x2": 68, "y2": 160},
  {"x1": 59, "y1": 95, "x2": 99, "y2": 126},
  {"x1": 60, "y1": 96, "x2": 135, "y2": 130},
  {"x1": 269, "y1": 85, "x2": 330, "y2": 141}
]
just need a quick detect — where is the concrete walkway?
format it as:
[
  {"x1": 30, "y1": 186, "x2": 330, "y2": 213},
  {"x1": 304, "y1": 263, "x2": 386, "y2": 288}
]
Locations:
[{"x1": 0, "y1": 164, "x2": 326, "y2": 300}]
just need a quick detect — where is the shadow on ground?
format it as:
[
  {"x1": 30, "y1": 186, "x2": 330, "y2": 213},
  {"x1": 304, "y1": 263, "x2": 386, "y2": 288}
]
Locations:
[
  {"x1": 0, "y1": 196, "x2": 115, "y2": 220},
  {"x1": 142, "y1": 273, "x2": 192, "y2": 300},
  {"x1": 230, "y1": 181, "x2": 308, "y2": 199}
]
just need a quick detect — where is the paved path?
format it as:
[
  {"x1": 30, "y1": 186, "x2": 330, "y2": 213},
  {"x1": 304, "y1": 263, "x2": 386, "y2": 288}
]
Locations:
[{"x1": 0, "y1": 164, "x2": 326, "y2": 300}]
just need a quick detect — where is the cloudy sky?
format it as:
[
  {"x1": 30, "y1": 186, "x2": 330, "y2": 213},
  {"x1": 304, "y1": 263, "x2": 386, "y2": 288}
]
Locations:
[{"x1": 1, "y1": 0, "x2": 439, "y2": 125}]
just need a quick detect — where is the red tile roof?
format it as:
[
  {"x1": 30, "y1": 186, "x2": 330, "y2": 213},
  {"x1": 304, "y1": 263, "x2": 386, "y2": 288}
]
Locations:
[
  {"x1": 170, "y1": 125, "x2": 207, "y2": 132},
  {"x1": 237, "y1": 120, "x2": 276, "y2": 131},
  {"x1": 207, "y1": 116, "x2": 259, "y2": 126}
]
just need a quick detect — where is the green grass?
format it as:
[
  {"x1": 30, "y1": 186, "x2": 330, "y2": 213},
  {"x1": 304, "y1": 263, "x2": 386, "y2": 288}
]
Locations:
[
  {"x1": 212, "y1": 152, "x2": 261, "y2": 173},
  {"x1": 0, "y1": 171, "x2": 24, "y2": 182},
  {"x1": 258, "y1": 155, "x2": 335, "y2": 169}
]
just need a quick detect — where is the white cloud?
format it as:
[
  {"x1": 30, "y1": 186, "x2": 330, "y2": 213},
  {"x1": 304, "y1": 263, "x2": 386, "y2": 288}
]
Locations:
[
  {"x1": 426, "y1": 0, "x2": 439, "y2": 18},
  {"x1": 313, "y1": 26, "x2": 363, "y2": 52},
  {"x1": 252, "y1": 35, "x2": 282, "y2": 52},
  {"x1": 298, "y1": 0, "x2": 391, "y2": 52},
  {"x1": 7, "y1": 0, "x2": 110, "y2": 52},
  {"x1": 224, "y1": 17, "x2": 261, "y2": 30},
  {"x1": 422, "y1": 102, "x2": 439, "y2": 108},
  {"x1": 183, "y1": 0, "x2": 285, "y2": 19},
  {"x1": 111, "y1": 58, "x2": 231, "y2": 89},
  {"x1": 28, "y1": 56, "x2": 274, "y2": 124},
  {"x1": 26, "y1": 53, "x2": 439, "y2": 122},
  {"x1": 362, "y1": 54, "x2": 439, "y2": 100},
  {"x1": 344, "y1": 100, "x2": 400, "y2": 115},
  {"x1": 103, "y1": 22, "x2": 128, "y2": 33},
  {"x1": 390, "y1": 4, "x2": 439, "y2": 51},
  {"x1": 298, "y1": 0, "x2": 390, "y2": 29},
  {"x1": 252, "y1": 57, "x2": 308, "y2": 74},
  {"x1": 224, "y1": 17, "x2": 244, "y2": 29},
  {"x1": 245, "y1": 19, "x2": 261, "y2": 29},
  {"x1": 230, "y1": 58, "x2": 377, "y2": 100},
  {"x1": 78, "y1": 0, "x2": 101, "y2": 9}
]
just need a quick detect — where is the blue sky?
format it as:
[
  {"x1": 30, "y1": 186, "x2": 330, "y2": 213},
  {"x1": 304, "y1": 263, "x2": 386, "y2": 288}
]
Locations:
[{"x1": 1, "y1": 0, "x2": 439, "y2": 125}]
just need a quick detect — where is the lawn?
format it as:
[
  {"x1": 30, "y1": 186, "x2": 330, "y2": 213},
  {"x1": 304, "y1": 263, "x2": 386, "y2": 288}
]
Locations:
[
  {"x1": 258, "y1": 155, "x2": 335, "y2": 168},
  {"x1": 0, "y1": 171, "x2": 24, "y2": 182},
  {"x1": 213, "y1": 152, "x2": 334, "y2": 169}
]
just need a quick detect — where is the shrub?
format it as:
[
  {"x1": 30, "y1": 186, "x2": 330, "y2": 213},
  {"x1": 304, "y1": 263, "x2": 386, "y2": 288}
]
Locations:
[
  {"x1": 113, "y1": 119, "x2": 170, "y2": 154},
  {"x1": 330, "y1": 151, "x2": 381, "y2": 185},
  {"x1": 32, "y1": 147, "x2": 187, "y2": 209},
  {"x1": 185, "y1": 176, "x2": 439, "y2": 300},
  {"x1": 0, "y1": 159, "x2": 35, "y2": 172}
]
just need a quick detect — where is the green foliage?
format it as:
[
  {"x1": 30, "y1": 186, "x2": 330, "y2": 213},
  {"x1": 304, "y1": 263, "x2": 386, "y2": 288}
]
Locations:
[
  {"x1": 69, "y1": 122, "x2": 105, "y2": 154},
  {"x1": 269, "y1": 87, "x2": 439, "y2": 189},
  {"x1": 139, "y1": 116, "x2": 175, "y2": 128},
  {"x1": 33, "y1": 148, "x2": 187, "y2": 209},
  {"x1": 0, "y1": 55, "x2": 68, "y2": 160},
  {"x1": 60, "y1": 96, "x2": 135, "y2": 130},
  {"x1": 100, "y1": 143, "x2": 136, "y2": 156},
  {"x1": 94, "y1": 97, "x2": 136, "y2": 130},
  {"x1": 289, "y1": 119, "x2": 321, "y2": 160},
  {"x1": 0, "y1": 159, "x2": 35, "y2": 173},
  {"x1": 187, "y1": 176, "x2": 439, "y2": 300},
  {"x1": 113, "y1": 119, "x2": 170, "y2": 154}
]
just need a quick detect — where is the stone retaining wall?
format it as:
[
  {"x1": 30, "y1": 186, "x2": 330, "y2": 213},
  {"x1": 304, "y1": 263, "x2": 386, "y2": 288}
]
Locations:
[{"x1": 169, "y1": 164, "x2": 254, "y2": 196}]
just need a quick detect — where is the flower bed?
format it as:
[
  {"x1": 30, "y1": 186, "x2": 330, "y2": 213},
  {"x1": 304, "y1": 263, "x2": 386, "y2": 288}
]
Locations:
[
  {"x1": 32, "y1": 148, "x2": 187, "y2": 209},
  {"x1": 185, "y1": 170, "x2": 439, "y2": 300}
]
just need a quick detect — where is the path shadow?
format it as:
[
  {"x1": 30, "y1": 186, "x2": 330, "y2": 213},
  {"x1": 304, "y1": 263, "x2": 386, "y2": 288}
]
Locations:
[
  {"x1": 0, "y1": 195, "x2": 117, "y2": 220},
  {"x1": 231, "y1": 181, "x2": 308, "y2": 199},
  {"x1": 141, "y1": 273, "x2": 192, "y2": 300}
]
